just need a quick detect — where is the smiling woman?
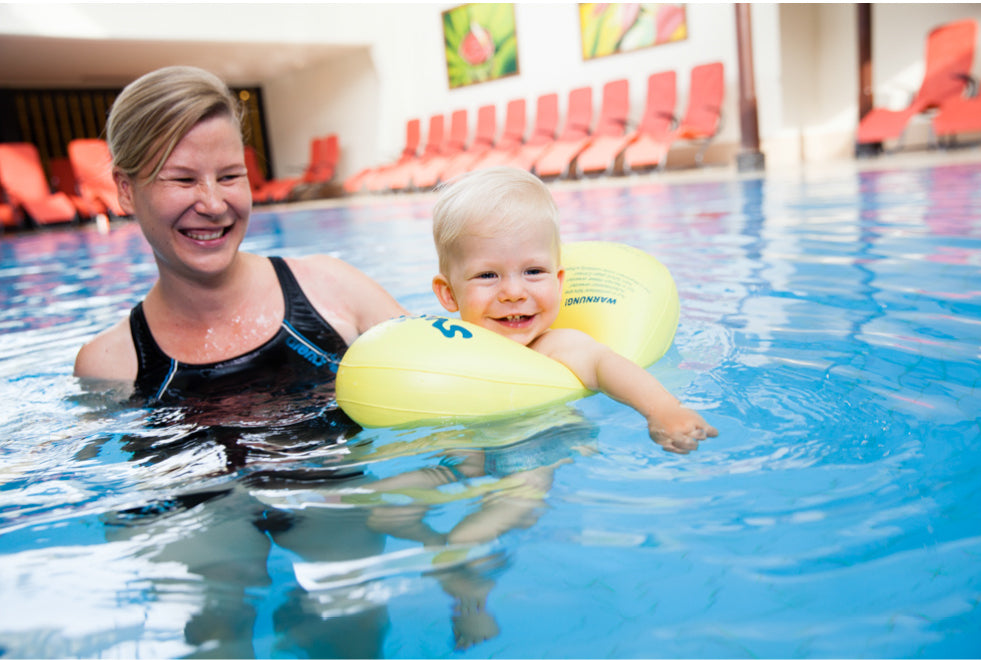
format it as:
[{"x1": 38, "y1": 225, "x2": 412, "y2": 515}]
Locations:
[{"x1": 72, "y1": 65, "x2": 408, "y2": 403}]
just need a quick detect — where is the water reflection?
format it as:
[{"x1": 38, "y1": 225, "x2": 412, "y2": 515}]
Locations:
[
  {"x1": 3, "y1": 162, "x2": 980, "y2": 657},
  {"x1": 5, "y1": 391, "x2": 599, "y2": 657}
]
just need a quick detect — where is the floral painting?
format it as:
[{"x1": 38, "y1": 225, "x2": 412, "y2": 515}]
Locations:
[
  {"x1": 443, "y1": 3, "x2": 519, "y2": 89},
  {"x1": 579, "y1": 3, "x2": 687, "y2": 60}
]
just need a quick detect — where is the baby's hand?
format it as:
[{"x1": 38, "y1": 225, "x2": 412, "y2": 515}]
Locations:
[{"x1": 648, "y1": 405, "x2": 719, "y2": 454}]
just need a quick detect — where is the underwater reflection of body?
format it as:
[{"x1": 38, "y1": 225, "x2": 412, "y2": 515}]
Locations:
[
  {"x1": 86, "y1": 388, "x2": 387, "y2": 658},
  {"x1": 81, "y1": 387, "x2": 597, "y2": 656},
  {"x1": 255, "y1": 406, "x2": 599, "y2": 651}
]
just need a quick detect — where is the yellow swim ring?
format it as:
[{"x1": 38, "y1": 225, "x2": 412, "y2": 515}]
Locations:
[{"x1": 336, "y1": 241, "x2": 679, "y2": 427}]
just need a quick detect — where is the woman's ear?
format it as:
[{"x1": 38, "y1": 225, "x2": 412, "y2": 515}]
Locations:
[
  {"x1": 113, "y1": 169, "x2": 136, "y2": 216},
  {"x1": 432, "y1": 274, "x2": 460, "y2": 312}
]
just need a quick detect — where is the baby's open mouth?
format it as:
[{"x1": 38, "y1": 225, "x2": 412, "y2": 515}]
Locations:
[{"x1": 496, "y1": 314, "x2": 533, "y2": 326}]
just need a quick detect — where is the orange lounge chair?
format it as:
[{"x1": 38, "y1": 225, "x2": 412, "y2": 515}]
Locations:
[
  {"x1": 469, "y1": 98, "x2": 527, "y2": 170},
  {"x1": 243, "y1": 145, "x2": 287, "y2": 205},
  {"x1": 0, "y1": 142, "x2": 78, "y2": 225},
  {"x1": 671, "y1": 61, "x2": 724, "y2": 165},
  {"x1": 406, "y1": 109, "x2": 470, "y2": 190},
  {"x1": 575, "y1": 79, "x2": 636, "y2": 176},
  {"x1": 533, "y1": 86, "x2": 594, "y2": 178},
  {"x1": 857, "y1": 19, "x2": 977, "y2": 146},
  {"x1": 932, "y1": 94, "x2": 981, "y2": 139},
  {"x1": 68, "y1": 139, "x2": 127, "y2": 217},
  {"x1": 503, "y1": 93, "x2": 559, "y2": 172},
  {"x1": 255, "y1": 134, "x2": 339, "y2": 203},
  {"x1": 47, "y1": 155, "x2": 105, "y2": 220},
  {"x1": 438, "y1": 104, "x2": 498, "y2": 183},
  {"x1": 0, "y1": 199, "x2": 20, "y2": 229},
  {"x1": 621, "y1": 70, "x2": 678, "y2": 172},
  {"x1": 369, "y1": 114, "x2": 444, "y2": 192},
  {"x1": 0, "y1": 179, "x2": 24, "y2": 229},
  {"x1": 345, "y1": 118, "x2": 421, "y2": 195}
]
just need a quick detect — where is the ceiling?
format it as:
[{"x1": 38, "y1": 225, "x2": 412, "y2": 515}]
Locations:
[{"x1": 0, "y1": 34, "x2": 354, "y2": 88}]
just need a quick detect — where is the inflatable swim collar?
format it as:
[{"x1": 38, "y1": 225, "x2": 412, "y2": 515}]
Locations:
[{"x1": 336, "y1": 241, "x2": 679, "y2": 427}]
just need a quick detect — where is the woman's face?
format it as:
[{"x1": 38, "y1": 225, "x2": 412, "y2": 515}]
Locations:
[{"x1": 115, "y1": 114, "x2": 252, "y2": 283}]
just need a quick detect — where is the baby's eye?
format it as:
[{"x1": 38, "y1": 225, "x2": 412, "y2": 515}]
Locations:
[
  {"x1": 475, "y1": 272, "x2": 497, "y2": 280},
  {"x1": 525, "y1": 267, "x2": 547, "y2": 276}
]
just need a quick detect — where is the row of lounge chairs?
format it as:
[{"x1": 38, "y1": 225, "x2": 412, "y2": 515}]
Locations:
[
  {"x1": 344, "y1": 61, "x2": 725, "y2": 195},
  {"x1": 857, "y1": 18, "x2": 981, "y2": 148},
  {"x1": 0, "y1": 139, "x2": 124, "y2": 229},
  {"x1": 246, "y1": 133, "x2": 339, "y2": 204}
]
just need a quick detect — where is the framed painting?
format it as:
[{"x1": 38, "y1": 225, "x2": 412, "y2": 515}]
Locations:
[
  {"x1": 443, "y1": 3, "x2": 519, "y2": 89},
  {"x1": 579, "y1": 3, "x2": 687, "y2": 60}
]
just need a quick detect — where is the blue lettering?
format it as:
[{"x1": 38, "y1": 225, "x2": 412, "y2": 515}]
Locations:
[
  {"x1": 430, "y1": 317, "x2": 473, "y2": 339},
  {"x1": 286, "y1": 336, "x2": 330, "y2": 367},
  {"x1": 563, "y1": 296, "x2": 617, "y2": 306}
]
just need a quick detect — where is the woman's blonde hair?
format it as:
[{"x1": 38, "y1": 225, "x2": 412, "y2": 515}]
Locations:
[
  {"x1": 432, "y1": 166, "x2": 560, "y2": 273},
  {"x1": 107, "y1": 65, "x2": 243, "y2": 182}
]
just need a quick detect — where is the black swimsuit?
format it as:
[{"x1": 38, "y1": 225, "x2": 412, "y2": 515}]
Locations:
[{"x1": 130, "y1": 256, "x2": 348, "y2": 402}]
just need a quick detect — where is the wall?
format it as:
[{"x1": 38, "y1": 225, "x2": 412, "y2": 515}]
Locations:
[
  {"x1": 3, "y1": 3, "x2": 981, "y2": 179},
  {"x1": 350, "y1": 2, "x2": 753, "y2": 177}
]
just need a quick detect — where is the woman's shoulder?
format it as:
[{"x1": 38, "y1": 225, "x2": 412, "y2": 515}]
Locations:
[
  {"x1": 283, "y1": 254, "x2": 408, "y2": 337},
  {"x1": 74, "y1": 316, "x2": 138, "y2": 380}
]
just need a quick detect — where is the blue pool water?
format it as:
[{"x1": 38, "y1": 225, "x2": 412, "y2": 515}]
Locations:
[{"x1": 1, "y1": 160, "x2": 979, "y2": 658}]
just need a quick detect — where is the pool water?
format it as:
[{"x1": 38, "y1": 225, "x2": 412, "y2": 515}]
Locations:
[{"x1": 1, "y1": 160, "x2": 979, "y2": 658}]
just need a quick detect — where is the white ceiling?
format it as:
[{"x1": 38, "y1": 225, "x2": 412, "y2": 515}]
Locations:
[{"x1": 0, "y1": 34, "x2": 355, "y2": 88}]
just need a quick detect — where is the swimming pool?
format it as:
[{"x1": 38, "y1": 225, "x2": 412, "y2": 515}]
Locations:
[{"x1": 1, "y1": 158, "x2": 979, "y2": 658}]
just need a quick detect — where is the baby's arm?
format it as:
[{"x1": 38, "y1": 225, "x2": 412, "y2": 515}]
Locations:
[{"x1": 532, "y1": 329, "x2": 718, "y2": 454}]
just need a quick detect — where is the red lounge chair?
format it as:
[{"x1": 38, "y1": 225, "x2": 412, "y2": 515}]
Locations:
[
  {"x1": 48, "y1": 155, "x2": 104, "y2": 220},
  {"x1": 243, "y1": 145, "x2": 285, "y2": 204},
  {"x1": 470, "y1": 98, "x2": 527, "y2": 170},
  {"x1": 345, "y1": 118, "x2": 421, "y2": 194},
  {"x1": 857, "y1": 19, "x2": 977, "y2": 146},
  {"x1": 533, "y1": 86, "x2": 594, "y2": 178},
  {"x1": 369, "y1": 114, "x2": 444, "y2": 192},
  {"x1": 0, "y1": 143, "x2": 78, "y2": 225},
  {"x1": 576, "y1": 79, "x2": 637, "y2": 176},
  {"x1": 438, "y1": 104, "x2": 498, "y2": 182},
  {"x1": 933, "y1": 94, "x2": 981, "y2": 139},
  {"x1": 406, "y1": 109, "x2": 470, "y2": 190},
  {"x1": 256, "y1": 134, "x2": 339, "y2": 203},
  {"x1": 0, "y1": 178, "x2": 24, "y2": 229},
  {"x1": 672, "y1": 61, "x2": 724, "y2": 165},
  {"x1": 0, "y1": 199, "x2": 20, "y2": 229},
  {"x1": 503, "y1": 93, "x2": 559, "y2": 172},
  {"x1": 621, "y1": 70, "x2": 678, "y2": 172},
  {"x1": 68, "y1": 139, "x2": 127, "y2": 217}
]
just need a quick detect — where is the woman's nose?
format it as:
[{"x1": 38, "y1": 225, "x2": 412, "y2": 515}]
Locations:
[{"x1": 194, "y1": 179, "x2": 227, "y2": 216}]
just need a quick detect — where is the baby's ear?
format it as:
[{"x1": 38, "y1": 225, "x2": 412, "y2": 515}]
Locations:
[{"x1": 432, "y1": 274, "x2": 460, "y2": 312}]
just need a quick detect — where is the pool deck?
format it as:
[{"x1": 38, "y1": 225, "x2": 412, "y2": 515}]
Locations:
[{"x1": 270, "y1": 143, "x2": 981, "y2": 214}]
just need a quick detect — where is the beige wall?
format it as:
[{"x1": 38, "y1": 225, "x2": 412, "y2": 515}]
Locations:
[{"x1": 3, "y1": 3, "x2": 981, "y2": 178}]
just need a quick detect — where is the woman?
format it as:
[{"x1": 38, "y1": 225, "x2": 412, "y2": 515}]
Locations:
[{"x1": 74, "y1": 66, "x2": 408, "y2": 402}]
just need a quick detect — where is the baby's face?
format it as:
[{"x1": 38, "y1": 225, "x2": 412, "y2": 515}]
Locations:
[{"x1": 434, "y1": 222, "x2": 563, "y2": 346}]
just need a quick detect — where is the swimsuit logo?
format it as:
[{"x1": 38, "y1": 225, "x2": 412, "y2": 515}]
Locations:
[
  {"x1": 286, "y1": 336, "x2": 330, "y2": 367},
  {"x1": 430, "y1": 317, "x2": 473, "y2": 339}
]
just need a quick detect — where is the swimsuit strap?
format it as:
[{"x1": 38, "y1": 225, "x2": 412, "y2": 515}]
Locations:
[
  {"x1": 130, "y1": 256, "x2": 346, "y2": 401},
  {"x1": 129, "y1": 301, "x2": 178, "y2": 400}
]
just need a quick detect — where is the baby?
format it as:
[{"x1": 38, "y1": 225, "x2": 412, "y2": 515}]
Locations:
[{"x1": 431, "y1": 166, "x2": 718, "y2": 454}]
